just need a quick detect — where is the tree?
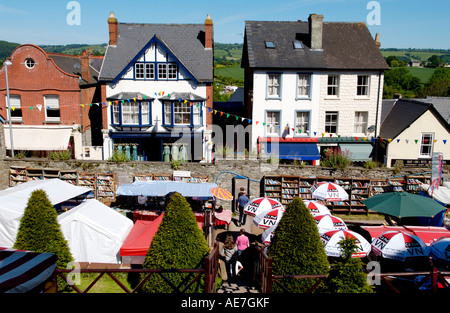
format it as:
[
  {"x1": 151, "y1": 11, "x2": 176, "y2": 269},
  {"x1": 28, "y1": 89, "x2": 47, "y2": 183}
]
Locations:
[
  {"x1": 14, "y1": 189, "x2": 73, "y2": 291},
  {"x1": 141, "y1": 192, "x2": 210, "y2": 293},
  {"x1": 383, "y1": 67, "x2": 423, "y2": 98},
  {"x1": 268, "y1": 197, "x2": 329, "y2": 293},
  {"x1": 423, "y1": 67, "x2": 450, "y2": 97},
  {"x1": 323, "y1": 237, "x2": 374, "y2": 293}
]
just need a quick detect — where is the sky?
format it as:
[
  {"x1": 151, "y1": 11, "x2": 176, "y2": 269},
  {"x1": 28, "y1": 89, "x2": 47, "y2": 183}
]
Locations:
[{"x1": 0, "y1": 0, "x2": 449, "y2": 49}]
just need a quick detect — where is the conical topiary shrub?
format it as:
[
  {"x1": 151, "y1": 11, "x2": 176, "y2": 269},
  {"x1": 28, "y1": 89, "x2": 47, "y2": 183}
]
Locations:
[
  {"x1": 141, "y1": 192, "x2": 210, "y2": 293},
  {"x1": 14, "y1": 189, "x2": 73, "y2": 291},
  {"x1": 268, "y1": 197, "x2": 329, "y2": 292}
]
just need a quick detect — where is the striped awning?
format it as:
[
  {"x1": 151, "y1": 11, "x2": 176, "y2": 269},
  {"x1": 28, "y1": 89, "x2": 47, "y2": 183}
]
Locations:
[{"x1": 0, "y1": 247, "x2": 57, "y2": 293}]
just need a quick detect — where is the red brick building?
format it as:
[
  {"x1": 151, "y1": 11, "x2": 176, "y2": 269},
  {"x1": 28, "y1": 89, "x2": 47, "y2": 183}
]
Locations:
[{"x1": 0, "y1": 44, "x2": 105, "y2": 159}]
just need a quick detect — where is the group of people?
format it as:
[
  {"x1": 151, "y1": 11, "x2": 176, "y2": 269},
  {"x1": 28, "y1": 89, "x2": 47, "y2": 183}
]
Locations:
[
  {"x1": 219, "y1": 186, "x2": 251, "y2": 281},
  {"x1": 221, "y1": 229, "x2": 250, "y2": 281}
]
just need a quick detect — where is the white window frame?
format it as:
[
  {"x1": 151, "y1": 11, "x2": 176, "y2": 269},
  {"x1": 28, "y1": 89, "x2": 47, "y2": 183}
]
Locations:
[
  {"x1": 354, "y1": 111, "x2": 368, "y2": 134},
  {"x1": 357, "y1": 75, "x2": 370, "y2": 97},
  {"x1": 327, "y1": 75, "x2": 339, "y2": 97},
  {"x1": 135, "y1": 63, "x2": 155, "y2": 80},
  {"x1": 112, "y1": 102, "x2": 120, "y2": 124},
  {"x1": 266, "y1": 111, "x2": 280, "y2": 136},
  {"x1": 122, "y1": 101, "x2": 140, "y2": 125},
  {"x1": 420, "y1": 133, "x2": 434, "y2": 158},
  {"x1": 267, "y1": 74, "x2": 281, "y2": 99},
  {"x1": 297, "y1": 74, "x2": 311, "y2": 99},
  {"x1": 141, "y1": 102, "x2": 150, "y2": 124},
  {"x1": 6, "y1": 95, "x2": 22, "y2": 121},
  {"x1": 295, "y1": 111, "x2": 310, "y2": 135},
  {"x1": 158, "y1": 63, "x2": 177, "y2": 80},
  {"x1": 325, "y1": 111, "x2": 338, "y2": 134},
  {"x1": 44, "y1": 95, "x2": 60, "y2": 122},
  {"x1": 174, "y1": 102, "x2": 191, "y2": 125}
]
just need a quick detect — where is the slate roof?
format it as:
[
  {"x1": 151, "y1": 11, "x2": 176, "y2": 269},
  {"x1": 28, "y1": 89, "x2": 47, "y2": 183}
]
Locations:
[
  {"x1": 243, "y1": 21, "x2": 388, "y2": 70},
  {"x1": 379, "y1": 99, "x2": 450, "y2": 140},
  {"x1": 99, "y1": 23, "x2": 213, "y2": 83},
  {"x1": 48, "y1": 53, "x2": 103, "y2": 85}
]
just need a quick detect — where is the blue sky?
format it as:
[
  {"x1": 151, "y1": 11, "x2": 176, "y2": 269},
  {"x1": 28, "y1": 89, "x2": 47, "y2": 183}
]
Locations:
[{"x1": 0, "y1": 0, "x2": 449, "y2": 49}]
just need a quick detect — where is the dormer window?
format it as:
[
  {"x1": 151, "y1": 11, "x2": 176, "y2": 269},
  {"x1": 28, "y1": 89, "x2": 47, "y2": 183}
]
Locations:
[
  {"x1": 293, "y1": 40, "x2": 303, "y2": 49},
  {"x1": 265, "y1": 41, "x2": 275, "y2": 49}
]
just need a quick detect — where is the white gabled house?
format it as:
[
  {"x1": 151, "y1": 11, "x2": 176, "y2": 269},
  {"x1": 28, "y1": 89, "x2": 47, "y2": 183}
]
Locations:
[
  {"x1": 242, "y1": 14, "x2": 388, "y2": 164},
  {"x1": 99, "y1": 13, "x2": 214, "y2": 162}
]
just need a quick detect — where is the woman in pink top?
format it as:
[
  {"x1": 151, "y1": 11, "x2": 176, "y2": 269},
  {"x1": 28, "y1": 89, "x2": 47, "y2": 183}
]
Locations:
[{"x1": 235, "y1": 229, "x2": 249, "y2": 255}]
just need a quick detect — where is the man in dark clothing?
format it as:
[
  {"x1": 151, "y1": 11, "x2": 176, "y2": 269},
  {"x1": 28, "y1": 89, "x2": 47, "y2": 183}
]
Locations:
[{"x1": 237, "y1": 191, "x2": 249, "y2": 226}]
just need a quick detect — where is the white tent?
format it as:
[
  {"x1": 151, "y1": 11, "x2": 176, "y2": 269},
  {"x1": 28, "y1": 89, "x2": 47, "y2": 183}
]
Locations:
[
  {"x1": 420, "y1": 183, "x2": 450, "y2": 205},
  {"x1": 58, "y1": 199, "x2": 133, "y2": 264},
  {"x1": 0, "y1": 179, "x2": 91, "y2": 248}
]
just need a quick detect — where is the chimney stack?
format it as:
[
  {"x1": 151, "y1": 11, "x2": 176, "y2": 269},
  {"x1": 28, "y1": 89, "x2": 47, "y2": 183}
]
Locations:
[
  {"x1": 81, "y1": 48, "x2": 92, "y2": 83},
  {"x1": 308, "y1": 14, "x2": 324, "y2": 50},
  {"x1": 204, "y1": 14, "x2": 213, "y2": 50},
  {"x1": 108, "y1": 12, "x2": 118, "y2": 46}
]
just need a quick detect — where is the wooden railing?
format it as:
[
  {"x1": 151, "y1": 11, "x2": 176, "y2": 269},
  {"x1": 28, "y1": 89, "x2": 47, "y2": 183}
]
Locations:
[
  {"x1": 55, "y1": 240, "x2": 220, "y2": 293},
  {"x1": 255, "y1": 246, "x2": 450, "y2": 293}
]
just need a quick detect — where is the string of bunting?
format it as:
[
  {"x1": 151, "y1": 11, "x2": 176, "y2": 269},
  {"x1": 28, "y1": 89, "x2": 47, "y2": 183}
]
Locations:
[{"x1": 5, "y1": 92, "x2": 448, "y2": 145}]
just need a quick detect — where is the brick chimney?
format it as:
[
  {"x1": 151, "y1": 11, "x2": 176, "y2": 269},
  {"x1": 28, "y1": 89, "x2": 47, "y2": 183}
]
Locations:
[
  {"x1": 204, "y1": 14, "x2": 213, "y2": 50},
  {"x1": 308, "y1": 14, "x2": 324, "y2": 50},
  {"x1": 108, "y1": 12, "x2": 118, "y2": 46},
  {"x1": 81, "y1": 48, "x2": 92, "y2": 83}
]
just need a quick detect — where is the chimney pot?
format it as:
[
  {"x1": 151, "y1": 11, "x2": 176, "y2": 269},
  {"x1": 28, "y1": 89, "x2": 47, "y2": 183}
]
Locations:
[
  {"x1": 308, "y1": 14, "x2": 324, "y2": 50},
  {"x1": 81, "y1": 49, "x2": 92, "y2": 83}
]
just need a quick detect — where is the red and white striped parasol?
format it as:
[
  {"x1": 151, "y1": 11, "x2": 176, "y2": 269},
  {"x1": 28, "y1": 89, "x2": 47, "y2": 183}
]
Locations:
[
  {"x1": 310, "y1": 182, "x2": 349, "y2": 201},
  {"x1": 313, "y1": 214, "x2": 347, "y2": 234},
  {"x1": 321, "y1": 229, "x2": 371, "y2": 258}
]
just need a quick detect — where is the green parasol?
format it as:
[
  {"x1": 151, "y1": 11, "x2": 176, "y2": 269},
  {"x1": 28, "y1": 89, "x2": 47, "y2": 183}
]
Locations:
[{"x1": 362, "y1": 191, "x2": 445, "y2": 218}]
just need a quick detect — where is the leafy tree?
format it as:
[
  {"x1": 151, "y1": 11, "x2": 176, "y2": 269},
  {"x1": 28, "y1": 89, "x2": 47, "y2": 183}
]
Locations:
[
  {"x1": 141, "y1": 192, "x2": 210, "y2": 293},
  {"x1": 14, "y1": 189, "x2": 73, "y2": 291},
  {"x1": 323, "y1": 237, "x2": 374, "y2": 293},
  {"x1": 383, "y1": 67, "x2": 423, "y2": 98},
  {"x1": 268, "y1": 197, "x2": 329, "y2": 293},
  {"x1": 423, "y1": 67, "x2": 450, "y2": 97}
]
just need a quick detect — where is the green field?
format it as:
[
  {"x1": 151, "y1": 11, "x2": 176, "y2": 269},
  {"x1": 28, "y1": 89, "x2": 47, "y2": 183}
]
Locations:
[
  {"x1": 406, "y1": 67, "x2": 436, "y2": 83},
  {"x1": 214, "y1": 63, "x2": 244, "y2": 80}
]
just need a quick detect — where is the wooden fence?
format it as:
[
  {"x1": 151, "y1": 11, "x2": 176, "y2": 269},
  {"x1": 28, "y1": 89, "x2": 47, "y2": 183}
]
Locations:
[
  {"x1": 54, "y1": 240, "x2": 220, "y2": 293},
  {"x1": 254, "y1": 246, "x2": 450, "y2": 293}
]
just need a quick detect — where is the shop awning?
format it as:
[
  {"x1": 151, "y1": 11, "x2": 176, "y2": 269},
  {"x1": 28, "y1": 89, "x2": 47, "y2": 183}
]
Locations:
[
  {"x1": 4, "y1": 126, "x2": 72, "y2": 151},
  {"x1": 263, "y1": 142, "x2": 321, "y2": 160},
  {"x1": 339, "y1": 143, "x2": 373, "y2": 162}
]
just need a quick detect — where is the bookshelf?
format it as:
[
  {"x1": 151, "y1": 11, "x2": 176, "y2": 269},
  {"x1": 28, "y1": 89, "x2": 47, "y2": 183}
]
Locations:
[
  {"x1": 26, "y1": 168, "x2": 43, "y2": 181},
  {"x1": 281, "y1": 176, "x2": 300, "y2": 205},
  {"x1": 388, "y1": 178, "x2": 405, "y2": 192},
  {"x1": 134, "y1": 174, "x2": 153, "y2": 182},
  {"x1": 153, "y1": 174, "x2": 172, "y2": 181},
  {"x1": 405, "y1": 175, "x2": 430, "y2": 193},
  {"x1": 60, "y1": 170, "x2": 78, "y2": 185},
  {"x1": 97, "y1": 173, "x2": 116, "y2": 200},
  {"x1": 370, "y1": 179, "x2": 389, "y2": 196},
  {"x1": 298, "y1": 177, "x2": 316, "y2": 200},
  {"x1": 263, "y1": 175, "x2": 282, "y2": 201},
  {"x1": 9, "y1": 166, "x2": 27, "y2": 187}
]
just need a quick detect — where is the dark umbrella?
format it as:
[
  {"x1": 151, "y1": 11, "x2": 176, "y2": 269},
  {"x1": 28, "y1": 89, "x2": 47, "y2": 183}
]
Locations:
[{"x1": 362, "y1": 191, "x2": 445, "y2": 218}]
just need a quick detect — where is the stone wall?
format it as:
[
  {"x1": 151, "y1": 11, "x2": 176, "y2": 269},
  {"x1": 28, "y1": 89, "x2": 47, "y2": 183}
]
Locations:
[{"x1": 2, "y1": 158, "x2": 446, "y2": 205}]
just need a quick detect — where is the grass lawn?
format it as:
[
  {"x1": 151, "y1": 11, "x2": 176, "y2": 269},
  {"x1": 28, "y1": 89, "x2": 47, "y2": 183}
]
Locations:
[
  {"x1": 65, "y1": 272, "x2": 132, "y2": 293},
  {"x1": 215, "y1": 63, "x2": 244, "y2": 81},
  {"x1": 407, "y1": 67, "x2": 435, "y2": 83}
]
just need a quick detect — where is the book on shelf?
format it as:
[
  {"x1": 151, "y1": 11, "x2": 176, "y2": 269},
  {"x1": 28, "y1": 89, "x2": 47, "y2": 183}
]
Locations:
[{"x1": 265, "y1": 178, "x2": 281, "y2": 185}]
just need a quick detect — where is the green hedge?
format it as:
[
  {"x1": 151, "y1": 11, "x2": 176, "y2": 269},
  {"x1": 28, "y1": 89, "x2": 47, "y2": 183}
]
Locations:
[
  {"x1": 268, "y1": 197, "x2": 329, "y2": 293},
  {"x1": 14, "y1": 189, "x2": 73, "y2": 291},
  {"x1": 141, "y1": 192, "x2": 209, "y2": 293}
]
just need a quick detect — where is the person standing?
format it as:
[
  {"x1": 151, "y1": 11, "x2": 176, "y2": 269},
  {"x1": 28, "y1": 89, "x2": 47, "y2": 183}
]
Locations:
[
  {"x1": 236, "y1": 229, "x2": 249, "y2": 255},
  {"x1": 237, "y1": 190, "x2": 249, "y2": 226},
  {"x1": 221, "y1": 234, "x2": 238, "y2": 281}
]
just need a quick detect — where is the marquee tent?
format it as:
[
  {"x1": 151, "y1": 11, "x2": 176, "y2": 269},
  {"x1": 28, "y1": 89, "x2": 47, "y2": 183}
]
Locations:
[
  {"x1": 0, "y1": 179, "x2": 91, "y2": 248},
  {"x1": 116, "y1": 181, "x2": 217, "y2": 199},
  {"x1": 58, "y1": 199, "x2": 133, "y2": 264}
]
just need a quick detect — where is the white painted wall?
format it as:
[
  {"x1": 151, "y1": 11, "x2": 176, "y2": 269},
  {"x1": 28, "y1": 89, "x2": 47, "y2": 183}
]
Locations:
[
  {"x1": 249, "y1": 70, "x2": 384, "y2": 148},
  {"x1": 385, "y1": 110, "x2": 450, "y2": 167}
]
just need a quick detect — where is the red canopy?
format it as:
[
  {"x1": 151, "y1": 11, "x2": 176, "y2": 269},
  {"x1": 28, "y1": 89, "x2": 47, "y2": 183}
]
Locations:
[
  {"x1": 120, "y1": 213, "x2": 204, "y2": 257},
  {"x1": 362, "y1": 225, "x2": 450, "y2": 246},
  {"x1": 120, "y1": 213, "x2": 165, "y2": 256}
]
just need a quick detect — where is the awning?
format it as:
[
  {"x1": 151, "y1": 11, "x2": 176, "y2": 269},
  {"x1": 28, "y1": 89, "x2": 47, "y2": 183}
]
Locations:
[
  {"x1": 339, "y1": 143, "x2": 373, "y2": 162},
  {"x1": 116, "y1": 181, "x2": 217, "y2": 199},
  {"x1": 263, "y1": 142, "x2": 320, "y2": 160},
  {"x1": 0, "y1": 247, "x2": 57, "y2": 293},
  {"x1": 4, "y1": 126, "x2": 72, "y2": 151}
]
